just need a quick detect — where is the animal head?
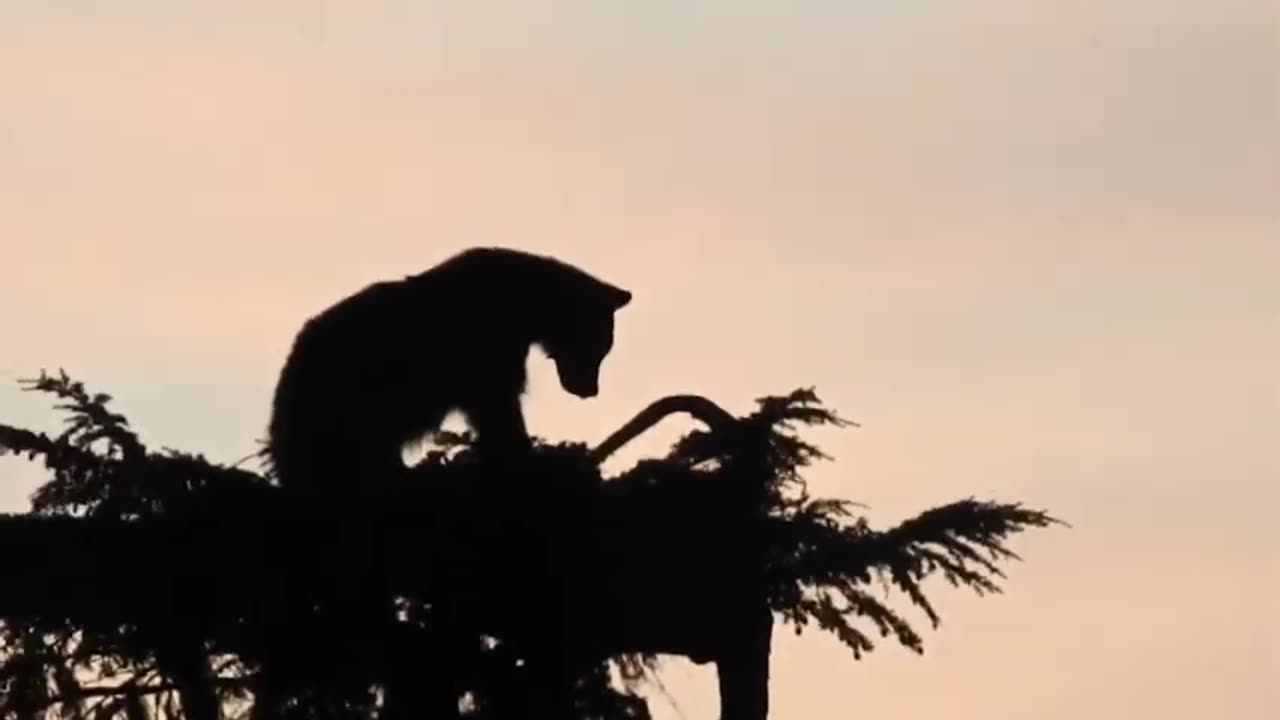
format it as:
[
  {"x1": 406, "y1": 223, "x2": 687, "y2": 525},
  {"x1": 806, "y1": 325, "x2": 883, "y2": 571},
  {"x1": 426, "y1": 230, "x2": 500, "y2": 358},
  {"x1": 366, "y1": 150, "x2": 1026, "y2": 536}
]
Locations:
[{"x1": 540, "y1": 282, "x2": 631, "y2": 399}]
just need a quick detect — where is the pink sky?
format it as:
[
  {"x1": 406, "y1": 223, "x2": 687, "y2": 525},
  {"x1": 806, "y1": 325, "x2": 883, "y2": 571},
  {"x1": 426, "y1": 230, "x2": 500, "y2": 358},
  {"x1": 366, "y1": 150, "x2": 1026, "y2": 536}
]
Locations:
[{"x1": 1, "y1": 2, "x2": 1277, "y2": 718}]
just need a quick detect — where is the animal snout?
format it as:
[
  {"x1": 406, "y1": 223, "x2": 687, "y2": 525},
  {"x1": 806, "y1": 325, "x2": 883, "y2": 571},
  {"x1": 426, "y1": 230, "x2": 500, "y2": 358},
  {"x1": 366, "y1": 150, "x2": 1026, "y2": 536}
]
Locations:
[{"x1": 567, "y1": 378, "x2": 598, "y2": 398}]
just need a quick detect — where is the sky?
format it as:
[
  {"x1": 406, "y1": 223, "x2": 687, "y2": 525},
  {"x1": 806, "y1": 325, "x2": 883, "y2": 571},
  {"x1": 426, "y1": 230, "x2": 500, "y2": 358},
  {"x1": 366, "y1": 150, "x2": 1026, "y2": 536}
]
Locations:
[{"x1": 1, "y1": 1, "x2": 1277, "y2": 717}]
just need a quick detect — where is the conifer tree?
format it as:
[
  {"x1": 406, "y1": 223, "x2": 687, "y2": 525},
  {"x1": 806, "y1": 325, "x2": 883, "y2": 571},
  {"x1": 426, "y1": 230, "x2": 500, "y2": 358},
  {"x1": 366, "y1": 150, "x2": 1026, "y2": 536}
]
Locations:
[{"x1": 0, "y1": 370, "x2": 1061, "y2": 720}]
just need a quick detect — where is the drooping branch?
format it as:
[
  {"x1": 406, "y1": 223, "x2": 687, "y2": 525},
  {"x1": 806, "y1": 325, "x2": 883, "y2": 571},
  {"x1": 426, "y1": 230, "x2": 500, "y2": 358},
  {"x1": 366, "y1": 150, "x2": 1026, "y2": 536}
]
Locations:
[{"x1": 589, "y1": 394, "x2": 738, "y2": 463}]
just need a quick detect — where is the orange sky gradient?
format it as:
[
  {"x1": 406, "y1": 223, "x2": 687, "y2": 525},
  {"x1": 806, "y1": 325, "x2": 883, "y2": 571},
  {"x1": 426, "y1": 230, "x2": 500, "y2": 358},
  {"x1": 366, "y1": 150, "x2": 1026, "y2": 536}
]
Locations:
[{"x1": 1, "y1": 2, "x2": 1277, "y2": 718}]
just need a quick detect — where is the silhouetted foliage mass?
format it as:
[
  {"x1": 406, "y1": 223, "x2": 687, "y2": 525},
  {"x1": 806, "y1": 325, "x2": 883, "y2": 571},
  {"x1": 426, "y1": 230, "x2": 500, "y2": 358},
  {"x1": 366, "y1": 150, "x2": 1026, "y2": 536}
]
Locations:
[{"x1": 0, "y1": 370, "x2": 1061, "y2": 720}]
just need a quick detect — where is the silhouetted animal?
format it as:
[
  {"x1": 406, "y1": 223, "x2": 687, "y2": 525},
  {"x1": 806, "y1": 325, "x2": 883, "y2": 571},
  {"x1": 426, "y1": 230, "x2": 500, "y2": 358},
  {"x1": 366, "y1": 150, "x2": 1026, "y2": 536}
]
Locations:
[{"x1": 265, "y1": 246, "x2": 632, "y2": 494}]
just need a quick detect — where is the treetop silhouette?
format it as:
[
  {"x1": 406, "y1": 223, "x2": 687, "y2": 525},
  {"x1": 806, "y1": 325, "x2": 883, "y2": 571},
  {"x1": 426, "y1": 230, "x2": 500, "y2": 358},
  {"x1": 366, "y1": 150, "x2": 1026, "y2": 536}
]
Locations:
[{"x1": 0, "y1": 369, "x2": 1062, "y2": 720}]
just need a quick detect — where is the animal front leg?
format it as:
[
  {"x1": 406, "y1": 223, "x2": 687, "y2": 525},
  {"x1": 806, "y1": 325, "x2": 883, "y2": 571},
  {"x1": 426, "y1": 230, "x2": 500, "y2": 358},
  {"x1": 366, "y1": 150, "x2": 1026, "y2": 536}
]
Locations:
[{"x1": 464, "y1": 393, "x2": 534, "y2": 460}]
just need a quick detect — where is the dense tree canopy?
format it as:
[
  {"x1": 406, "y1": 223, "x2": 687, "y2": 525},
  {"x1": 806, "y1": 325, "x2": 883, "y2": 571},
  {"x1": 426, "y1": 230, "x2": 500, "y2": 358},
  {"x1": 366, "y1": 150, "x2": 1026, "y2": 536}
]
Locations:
[{"x1": 0, "y1": 370, "x2": 1061, "y2": 720}]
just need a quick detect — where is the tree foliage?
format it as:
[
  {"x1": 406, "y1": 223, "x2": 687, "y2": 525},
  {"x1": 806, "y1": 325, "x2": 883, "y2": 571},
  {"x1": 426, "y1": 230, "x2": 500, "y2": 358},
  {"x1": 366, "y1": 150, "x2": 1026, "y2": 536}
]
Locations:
[{"x1": 0, "y1": 370, "x2": 1062, "y2": 720}]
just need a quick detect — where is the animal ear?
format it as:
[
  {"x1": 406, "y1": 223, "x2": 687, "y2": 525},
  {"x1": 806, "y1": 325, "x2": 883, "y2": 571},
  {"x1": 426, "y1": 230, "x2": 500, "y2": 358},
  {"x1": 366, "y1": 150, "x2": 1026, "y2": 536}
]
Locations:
[{"x1": 609, "y1": 286, "x2": 632, "y2": 309}]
